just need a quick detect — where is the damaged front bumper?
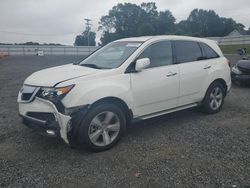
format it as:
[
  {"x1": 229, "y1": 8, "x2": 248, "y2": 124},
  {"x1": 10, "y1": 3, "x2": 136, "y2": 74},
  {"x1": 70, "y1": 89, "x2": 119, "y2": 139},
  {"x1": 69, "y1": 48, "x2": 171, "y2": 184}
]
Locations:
[{"x1": 19, "y1": 97, "x2": 74, "y2": 144}]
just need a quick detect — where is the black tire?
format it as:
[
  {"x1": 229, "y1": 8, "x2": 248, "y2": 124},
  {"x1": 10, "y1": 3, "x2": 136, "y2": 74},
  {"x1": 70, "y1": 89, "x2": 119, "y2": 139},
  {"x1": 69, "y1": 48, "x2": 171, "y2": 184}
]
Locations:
[
  {"x1": 76, "y1": 103, "x2": 126, "y2": 152},
  {"x1": 201, "y1": 82, "x2": 226, "y2": 114}
]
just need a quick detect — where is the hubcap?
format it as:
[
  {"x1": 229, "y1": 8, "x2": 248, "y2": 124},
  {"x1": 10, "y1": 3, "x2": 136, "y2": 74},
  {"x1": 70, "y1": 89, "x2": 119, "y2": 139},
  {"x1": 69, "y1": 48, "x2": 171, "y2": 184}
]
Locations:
[
  {"x1": 88, "y1": 111, "x2": 120, "y2": 147},
  {"x1": 209, "y1": 87, "x2": 223, "y2": 110}
]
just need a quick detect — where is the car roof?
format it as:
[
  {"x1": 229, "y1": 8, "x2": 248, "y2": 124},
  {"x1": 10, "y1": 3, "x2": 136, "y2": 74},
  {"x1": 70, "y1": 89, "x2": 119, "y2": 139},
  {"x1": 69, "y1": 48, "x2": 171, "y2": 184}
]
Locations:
[
  {"x1": 115, "y1": 35, "x2": 216, "y2": 44},
  {"x1": 114, "y1": 35, "x2": 222, "y2": 57},
  {"x1": 115, "y1": 36, "x2": 153, "y2": 42}
]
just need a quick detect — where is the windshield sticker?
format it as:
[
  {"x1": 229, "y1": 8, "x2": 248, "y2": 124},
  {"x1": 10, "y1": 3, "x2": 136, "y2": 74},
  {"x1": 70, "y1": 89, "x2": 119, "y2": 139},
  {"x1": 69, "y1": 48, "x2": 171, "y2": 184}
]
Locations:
[{"x1": 126, "y1": 43, "x2": 142, "y2": 47}]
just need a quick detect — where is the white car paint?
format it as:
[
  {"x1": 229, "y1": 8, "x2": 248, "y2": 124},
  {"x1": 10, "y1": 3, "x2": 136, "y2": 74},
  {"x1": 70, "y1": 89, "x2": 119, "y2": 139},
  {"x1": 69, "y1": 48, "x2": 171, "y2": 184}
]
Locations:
[
  {"x1": 24, "y1": 64, "x2": 104, "y2": 87},
  {"x1": 131, "y1": 64, "x2": 179, "y2": 116},
  {"x1": 18, "y1": 35, "x2": 231, "y2": 144}
]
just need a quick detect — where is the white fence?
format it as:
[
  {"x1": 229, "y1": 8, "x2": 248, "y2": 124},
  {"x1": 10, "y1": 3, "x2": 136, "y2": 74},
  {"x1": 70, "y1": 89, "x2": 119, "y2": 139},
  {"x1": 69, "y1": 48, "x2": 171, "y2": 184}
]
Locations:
[
  {"x1": 0, "y1": 45, "x2": 99, "y2": 56},
  {"x1": 208, "y1": 35, "x2": 250, "y2": 45},
  {"x1": 1, "y1": 35, "x2": 250, "y2": 56}
]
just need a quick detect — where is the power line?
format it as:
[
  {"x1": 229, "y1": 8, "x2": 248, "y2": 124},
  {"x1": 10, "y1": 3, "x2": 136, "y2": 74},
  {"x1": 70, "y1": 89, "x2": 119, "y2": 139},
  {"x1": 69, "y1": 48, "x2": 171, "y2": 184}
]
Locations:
[{"x1": 84, "y1": 18, "x2": 93, "y2": 46}]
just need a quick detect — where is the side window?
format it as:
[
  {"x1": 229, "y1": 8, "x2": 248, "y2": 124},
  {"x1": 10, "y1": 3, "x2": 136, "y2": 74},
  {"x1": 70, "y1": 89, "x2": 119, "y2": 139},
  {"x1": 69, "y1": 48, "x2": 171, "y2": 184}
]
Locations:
[
  {"x1": 137, "y1": 41, "x2": 173, "y2": 68},
  {"x1": 173, "y1": 41, "x2": 202, "y2": 63},
  {"x1": 200, "y1": 43, "x2": 219, "y2": 59}
]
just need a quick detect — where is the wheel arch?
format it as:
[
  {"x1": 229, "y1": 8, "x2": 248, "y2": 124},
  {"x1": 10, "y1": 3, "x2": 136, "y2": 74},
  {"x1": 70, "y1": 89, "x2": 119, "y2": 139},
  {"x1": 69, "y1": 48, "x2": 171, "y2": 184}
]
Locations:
[
  {"x1": 90, "y1": 96, "x2": 133, "y2": 125},
  {"x1": 209, "y1": 78, "x2": 227, "y2": 96},
  {"x1": 201, "y1": 78, "x2": 227, "y2": 103}
]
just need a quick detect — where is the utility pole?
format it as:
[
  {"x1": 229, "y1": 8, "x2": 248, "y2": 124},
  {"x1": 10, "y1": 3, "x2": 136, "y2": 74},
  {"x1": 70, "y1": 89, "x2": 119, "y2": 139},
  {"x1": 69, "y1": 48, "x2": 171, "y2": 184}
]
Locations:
[{"x1": 84, "y1": 18, "x2": 92, "y2": 46}]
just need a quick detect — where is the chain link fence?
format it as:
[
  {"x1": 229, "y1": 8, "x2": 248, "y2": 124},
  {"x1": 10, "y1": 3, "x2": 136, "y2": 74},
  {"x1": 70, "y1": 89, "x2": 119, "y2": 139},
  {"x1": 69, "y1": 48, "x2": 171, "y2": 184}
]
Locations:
[
  {"x1": 208, "y1": 35, "x2": 250, "y2": 45},
  {"x1": 0, "y1": 45, "x2": 99, "y2": 56},
  {"x1": 1, "y1": 35, "x2": 250, "y2": 56}
]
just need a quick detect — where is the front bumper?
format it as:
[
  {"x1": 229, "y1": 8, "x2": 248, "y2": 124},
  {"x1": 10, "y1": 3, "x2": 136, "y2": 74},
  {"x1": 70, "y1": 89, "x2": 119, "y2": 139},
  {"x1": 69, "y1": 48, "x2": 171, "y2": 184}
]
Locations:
[
  {"x1": 231, "y1": 72, "x2": 250, "y2": 83},
  {"x1": 20, "y1": 113, "x2": 60, "y2": 137},
  {"x1": 18, "y1": 97, "x2": 71, "y2": 144}
]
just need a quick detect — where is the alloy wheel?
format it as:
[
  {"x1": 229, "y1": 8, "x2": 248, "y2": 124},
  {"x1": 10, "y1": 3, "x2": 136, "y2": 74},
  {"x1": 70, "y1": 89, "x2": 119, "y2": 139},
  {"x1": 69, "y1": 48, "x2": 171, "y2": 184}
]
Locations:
[
  {"x1": 88, "y1": 111, "x2": 121, "y2": 147},
  {"x1": 209, "y1": 87, "x2": 223, "y2": 110}
]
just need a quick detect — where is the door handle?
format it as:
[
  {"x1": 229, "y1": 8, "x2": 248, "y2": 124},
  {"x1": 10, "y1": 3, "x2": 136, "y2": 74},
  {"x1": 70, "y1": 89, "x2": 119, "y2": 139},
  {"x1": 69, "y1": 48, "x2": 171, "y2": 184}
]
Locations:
[
  {"x1": 204, "y1": 65, "x2": 211, "y2": 69},
  {"x1": 166, "y1": 72, "x2": 177, "y2": 77}
]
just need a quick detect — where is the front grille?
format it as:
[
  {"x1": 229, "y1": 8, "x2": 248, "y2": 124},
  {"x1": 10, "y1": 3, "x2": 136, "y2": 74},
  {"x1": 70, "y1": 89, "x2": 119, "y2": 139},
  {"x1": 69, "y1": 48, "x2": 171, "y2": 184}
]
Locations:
[
  {"x1": 21, "y1": 93, "x2": 33, "y2": 101},
  {"x1": 26, "y1": 112, "x2": 56, "y2": 122}
]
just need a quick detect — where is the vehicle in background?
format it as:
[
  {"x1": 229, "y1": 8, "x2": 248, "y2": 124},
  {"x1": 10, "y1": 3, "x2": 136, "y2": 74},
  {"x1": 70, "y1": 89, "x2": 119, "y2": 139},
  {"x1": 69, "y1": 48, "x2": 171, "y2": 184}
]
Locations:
[
  {"x1": 231, "y1": 49, "x2": 250, "y2": 85},
  {"x1": 18, "y1": 35, "x2": 231, "y2": 151}
]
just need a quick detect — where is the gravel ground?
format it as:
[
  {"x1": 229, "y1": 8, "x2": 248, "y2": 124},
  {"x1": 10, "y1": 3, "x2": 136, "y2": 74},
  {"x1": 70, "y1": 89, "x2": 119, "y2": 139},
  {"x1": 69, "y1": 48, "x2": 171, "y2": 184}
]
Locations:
[{"x1": 0, "y1": 55, "x2": 250, "y2": 188}]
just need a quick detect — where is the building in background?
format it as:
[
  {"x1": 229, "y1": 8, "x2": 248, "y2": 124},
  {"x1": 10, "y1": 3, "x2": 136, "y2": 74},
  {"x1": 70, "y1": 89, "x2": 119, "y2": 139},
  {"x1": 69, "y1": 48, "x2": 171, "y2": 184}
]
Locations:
[{"x1": 227, "y1": 29, "x2": 247, "y2": 37}]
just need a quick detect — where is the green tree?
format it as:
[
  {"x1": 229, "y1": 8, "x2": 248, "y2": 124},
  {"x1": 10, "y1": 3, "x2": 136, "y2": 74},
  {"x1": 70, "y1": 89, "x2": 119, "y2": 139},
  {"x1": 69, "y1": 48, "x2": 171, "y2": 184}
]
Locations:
[
  {"x1": 185, "y1": 9, "x2": 222, "y2": 37},
  {"x1": 98, "y1": 2, "x2": 176, "y2": 45},
  {"x1": 220, "y1": 18, "x2": 238, "y2": 36},
  {"x1": 74, "y1": 30, "x2": 96, "y2": 46},
  {"x1": 181, "y1": 9, "x2": 245, "y2": 37},
  {"x1": 98, "y1": 3, "x2": 246, "y2": 45},
  {"x1": 155, "y1": 10, "x2": 176, "y2": 34}
]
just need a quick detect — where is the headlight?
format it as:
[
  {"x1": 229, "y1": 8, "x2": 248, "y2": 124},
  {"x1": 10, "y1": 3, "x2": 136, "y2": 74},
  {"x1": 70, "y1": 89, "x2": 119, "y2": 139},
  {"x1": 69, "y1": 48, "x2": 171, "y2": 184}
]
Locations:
[
  {"x1": 40, "y1": 85, "x2": 74, "y2": 101},
  {"x1": 232, "y1": 65, "x2": 242, "y2": 74}
]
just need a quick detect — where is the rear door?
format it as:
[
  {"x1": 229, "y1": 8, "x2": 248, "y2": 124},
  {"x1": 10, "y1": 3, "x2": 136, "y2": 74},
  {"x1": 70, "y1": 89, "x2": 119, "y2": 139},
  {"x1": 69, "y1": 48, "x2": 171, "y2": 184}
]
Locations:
[{"x1": 173, "y1": 40, "x2": 212, "y2": 106}]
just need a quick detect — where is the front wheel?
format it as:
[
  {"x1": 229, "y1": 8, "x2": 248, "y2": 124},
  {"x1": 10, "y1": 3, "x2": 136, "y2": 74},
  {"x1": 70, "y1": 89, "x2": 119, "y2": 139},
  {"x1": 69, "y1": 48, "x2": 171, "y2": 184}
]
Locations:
[
  {"x1": 77, "y1": 103, "x2": 126, "y2": 152},
  {"x1": 201, "y1": 82, "x2": 225, "y2": 114}
]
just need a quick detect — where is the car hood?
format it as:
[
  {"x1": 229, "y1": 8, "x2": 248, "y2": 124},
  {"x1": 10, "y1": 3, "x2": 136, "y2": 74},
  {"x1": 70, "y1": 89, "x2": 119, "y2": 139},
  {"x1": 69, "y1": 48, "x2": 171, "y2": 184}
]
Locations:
[{"x1": 24, "y1": 64, "x2": 104, "y2": 87}]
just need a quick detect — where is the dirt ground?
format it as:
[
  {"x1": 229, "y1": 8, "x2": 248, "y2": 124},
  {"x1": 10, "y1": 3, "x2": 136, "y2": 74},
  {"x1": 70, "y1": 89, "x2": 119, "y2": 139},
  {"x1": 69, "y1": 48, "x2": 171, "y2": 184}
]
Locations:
[{"x1": 0, "y1": 55, "x2": 249, "y2": 188}]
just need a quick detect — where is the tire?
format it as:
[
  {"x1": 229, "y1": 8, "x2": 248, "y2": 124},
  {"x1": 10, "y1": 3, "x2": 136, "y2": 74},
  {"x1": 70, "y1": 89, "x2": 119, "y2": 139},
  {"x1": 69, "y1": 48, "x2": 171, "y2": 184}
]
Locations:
[
  {"x1": 201, "y1": 82, "x2": 226, "y2": 114},
  {"x1": 77, "y1": 103, "x2": 126, "y2": 152}
]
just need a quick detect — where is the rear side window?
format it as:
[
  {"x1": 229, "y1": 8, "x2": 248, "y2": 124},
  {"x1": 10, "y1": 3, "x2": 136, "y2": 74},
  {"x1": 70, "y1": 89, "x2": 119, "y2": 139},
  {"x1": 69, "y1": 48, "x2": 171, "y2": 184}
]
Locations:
[
  {"x1": 200, "y1": 43, "x2": 219, "y2": 59},
  {"x1": 173, "y1": 41, "x2": 202, "y2": 63},
  {"x1": 138, "y1": 41, "x2": 173, "y2": 68}
]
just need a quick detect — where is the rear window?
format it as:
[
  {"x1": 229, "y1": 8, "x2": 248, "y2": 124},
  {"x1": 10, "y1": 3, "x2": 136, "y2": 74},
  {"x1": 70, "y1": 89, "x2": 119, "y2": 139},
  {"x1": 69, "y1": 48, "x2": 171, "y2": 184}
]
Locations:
[
  {"x1": 173, "y1": 41, "x2": 202, "y2": 63},
  {"x1": 200, "y1": 42, "x2": 219, "y2": 59}
]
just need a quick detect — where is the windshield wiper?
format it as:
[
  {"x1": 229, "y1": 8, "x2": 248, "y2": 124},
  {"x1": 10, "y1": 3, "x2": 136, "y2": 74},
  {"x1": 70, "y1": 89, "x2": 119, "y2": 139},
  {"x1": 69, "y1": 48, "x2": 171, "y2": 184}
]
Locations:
[{"x1": 80, "y1": 64, "x2": 102, "y2": 69}]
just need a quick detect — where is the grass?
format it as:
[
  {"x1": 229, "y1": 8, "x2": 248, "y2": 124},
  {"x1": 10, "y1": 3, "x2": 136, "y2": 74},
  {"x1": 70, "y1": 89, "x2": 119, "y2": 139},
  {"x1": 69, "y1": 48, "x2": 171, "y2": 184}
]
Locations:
[{"x1": 219, "y1": 44, "x2": 250, "y2": 54}]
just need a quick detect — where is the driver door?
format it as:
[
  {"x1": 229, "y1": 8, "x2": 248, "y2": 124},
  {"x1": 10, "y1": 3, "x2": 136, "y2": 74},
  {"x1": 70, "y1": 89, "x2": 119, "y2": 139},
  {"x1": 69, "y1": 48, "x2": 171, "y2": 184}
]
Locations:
[{"x1": 130, "y1": 41, "x2": 179, "y2": 117}]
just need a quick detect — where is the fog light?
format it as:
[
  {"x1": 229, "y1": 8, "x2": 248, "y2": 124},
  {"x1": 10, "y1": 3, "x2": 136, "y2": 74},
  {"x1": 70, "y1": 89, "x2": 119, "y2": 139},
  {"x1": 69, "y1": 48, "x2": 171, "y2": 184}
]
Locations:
[{"x1": 46, "y1": 130, "x2": 56, "y2": 136}]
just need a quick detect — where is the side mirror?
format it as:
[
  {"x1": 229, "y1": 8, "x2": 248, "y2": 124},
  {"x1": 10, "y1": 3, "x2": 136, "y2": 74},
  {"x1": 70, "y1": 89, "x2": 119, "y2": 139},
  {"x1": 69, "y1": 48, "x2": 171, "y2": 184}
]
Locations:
[{"x1": 135, "y1": 58, "x2": 151, "y2": 72}]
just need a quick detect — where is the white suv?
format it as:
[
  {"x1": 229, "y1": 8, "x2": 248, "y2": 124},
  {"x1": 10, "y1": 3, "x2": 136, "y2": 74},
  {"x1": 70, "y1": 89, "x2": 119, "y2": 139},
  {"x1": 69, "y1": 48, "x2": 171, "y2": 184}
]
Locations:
[{"x1": 18, "y1": 36, "x2": 231, "y2": 151}]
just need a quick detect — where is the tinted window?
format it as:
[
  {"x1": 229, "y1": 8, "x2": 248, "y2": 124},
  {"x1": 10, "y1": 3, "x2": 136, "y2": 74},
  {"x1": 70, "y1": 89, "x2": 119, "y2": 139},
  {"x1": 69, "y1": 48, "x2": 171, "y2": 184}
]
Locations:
[
  {"x1": 200, "y1": 43, "x2": 219, "y2": 59},
  {"x1": 138, "y1": 41, "x2": 173, "y2": 68},
  {"x1": 173, "y1": 41, "x2": 202, "y2": 63}
]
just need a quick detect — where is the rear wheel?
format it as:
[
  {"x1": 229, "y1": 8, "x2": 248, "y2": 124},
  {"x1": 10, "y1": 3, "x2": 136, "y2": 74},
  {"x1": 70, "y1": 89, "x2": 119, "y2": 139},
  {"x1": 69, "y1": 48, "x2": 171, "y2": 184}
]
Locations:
[
  {"x1": 201, "y1": 82, "x2": 225, "y2": 114},
  {"x1": 77, "y1": 103, "x2": 126, "y2": 152}
]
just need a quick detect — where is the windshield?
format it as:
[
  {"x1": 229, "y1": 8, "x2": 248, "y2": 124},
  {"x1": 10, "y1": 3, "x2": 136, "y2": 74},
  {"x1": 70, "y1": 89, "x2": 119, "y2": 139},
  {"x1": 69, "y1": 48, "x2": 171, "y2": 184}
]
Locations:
[{"x1": 79, "y1": 41, "x2": 142, "y2": 69}]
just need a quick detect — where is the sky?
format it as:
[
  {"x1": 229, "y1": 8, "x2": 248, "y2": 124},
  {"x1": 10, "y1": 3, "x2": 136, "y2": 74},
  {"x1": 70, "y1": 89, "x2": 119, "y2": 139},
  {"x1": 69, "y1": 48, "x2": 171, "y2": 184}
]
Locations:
[{"x1": 0, "y1": 0, "x2": 249, "y2": 45}]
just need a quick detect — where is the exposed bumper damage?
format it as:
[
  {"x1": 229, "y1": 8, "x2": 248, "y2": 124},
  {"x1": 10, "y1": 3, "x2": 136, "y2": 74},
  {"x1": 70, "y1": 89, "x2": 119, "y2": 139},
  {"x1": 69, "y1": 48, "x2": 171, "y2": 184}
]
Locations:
[{"x1": 19, "y1": 97, "x2": 72, "y2": 144}]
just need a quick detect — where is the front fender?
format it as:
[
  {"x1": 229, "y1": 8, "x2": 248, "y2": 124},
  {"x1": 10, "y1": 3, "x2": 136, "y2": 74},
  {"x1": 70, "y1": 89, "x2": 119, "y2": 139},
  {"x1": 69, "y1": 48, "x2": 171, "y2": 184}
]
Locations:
[
  {"x1": 76, "y1": 85, "x2": 133, "y2": 108},
  {"x1": 61, "y1": 74, "x2": 133, "y2": 110}
]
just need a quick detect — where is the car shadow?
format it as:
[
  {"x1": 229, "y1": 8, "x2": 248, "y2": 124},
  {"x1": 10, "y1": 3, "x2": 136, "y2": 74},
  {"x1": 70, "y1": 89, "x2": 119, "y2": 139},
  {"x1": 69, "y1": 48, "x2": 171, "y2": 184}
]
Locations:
[
  {"x1": 22, "y1": 107, "x2": 205, "y2": 155},
  {"x1": 126, "y1": 107, "x2": 204, "y2": 136}
]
